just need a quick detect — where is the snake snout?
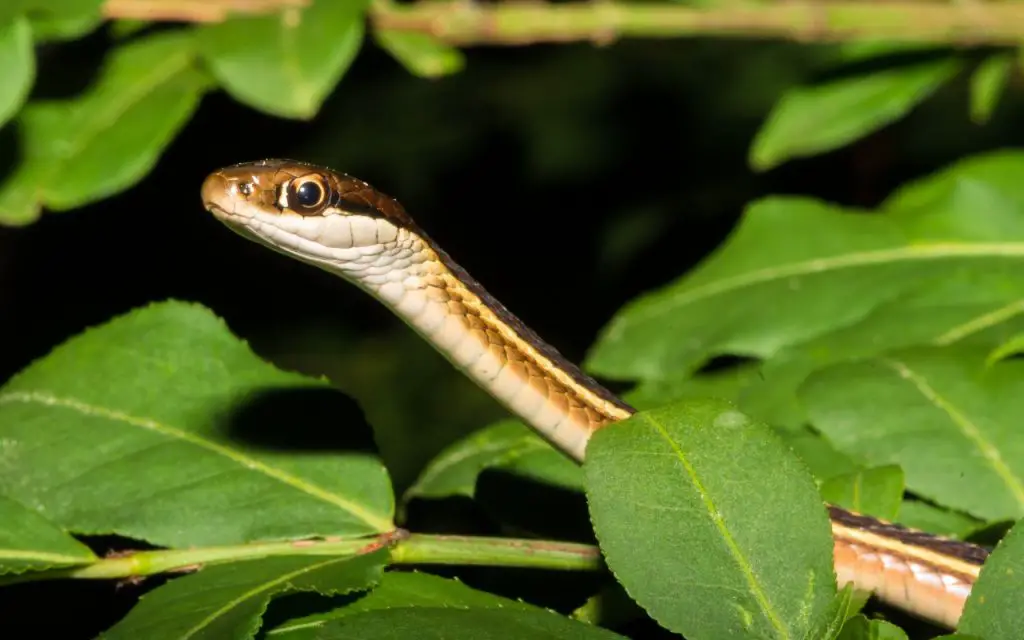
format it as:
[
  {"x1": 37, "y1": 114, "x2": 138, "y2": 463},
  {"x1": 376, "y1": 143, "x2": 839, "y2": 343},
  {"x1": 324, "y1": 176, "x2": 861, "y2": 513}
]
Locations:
[{"x1": 201, "y1": 171, "x2": 234, "y2": 216}]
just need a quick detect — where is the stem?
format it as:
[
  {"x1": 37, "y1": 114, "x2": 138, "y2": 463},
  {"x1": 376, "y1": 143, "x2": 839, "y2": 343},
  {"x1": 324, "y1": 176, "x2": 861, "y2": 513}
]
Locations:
[
  {"x1": 0, "y1": 532, "x2": 603, "y2": 586},
  {"x1": 102, "y1": 0, "x2": 308, "y2": 22},
  {"x1": 371, "y1": 0, "x2": 1024, "y2": 46}
]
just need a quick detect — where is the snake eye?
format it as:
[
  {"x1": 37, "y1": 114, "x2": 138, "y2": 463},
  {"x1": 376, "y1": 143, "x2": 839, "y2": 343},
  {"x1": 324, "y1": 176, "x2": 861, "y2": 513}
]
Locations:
[{"x1": 288, "y1": 175, "x2": 328, "y2": 214}]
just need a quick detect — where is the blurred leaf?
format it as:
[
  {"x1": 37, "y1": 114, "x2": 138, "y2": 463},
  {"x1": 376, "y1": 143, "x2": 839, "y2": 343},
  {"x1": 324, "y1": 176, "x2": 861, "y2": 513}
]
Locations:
[
  {"x1": 5, "y1": 0, "x2": 102, "y2": 41},
  {"x1": 750, "y1": 59, "x2": 961, "y2": 171},
  {"x1": 801, "y1": 347, "x2": 1024, "y2": 522},
  {"x1": 987, "y1": 331, "x2": 1024, "y2": 365},
  {"x1": 101, "y1": 550, "x2": 389, "y2": 640},
  {"x1": 200, "y1": 0, "x2": 367, "y2": 119},
  {"x1": 820, "y1": 465, "x2": 904, "y2": 521},
  {"x1": 624, "y1": 362, "x2": 762, "y2": 410},
  {"x1": 959, "y1": 518, "x2": 1024, "y2": 639},
  {"x1": 585, "y1": 399, "x2": 835, "y2": 639},
  {"x1": 970, "y1": 54, "x2": 1013, "y2": 124},
  {"x1": 0, "y1": 32, "x2": 209, "y2": 225},
  {"x1": 588, "y1": 152, "x2": 1024, "y2": 382},
  {"x1": 0, "y1": 301, "x2": 394, "y2": 547},
  {"x1": 374, "y1": 30, "x2": 464, "y2": 79},
  {"x1": 895, "y1": 499, "x2": 982, "y2": 538},
  {"x1": 837, "y1": 615, "x2": 909, "y2": 640},
  {"x1": 811, "y1": 585, "x2": 859, "y2": 640},
  {"x1": 777, "y1": 426, "x2": 858, "y2": 482},
  {"x1": 0, "y1": 16, "x2": 33, "y2": 130},
  {"x1": 267, "y1": 571, "x2": 531, "y2": 636},
  {"x1": 294, "y1": 607, "x2": 625, "y2": 639},
  {"x1": 0, "y1": 494, "x2": 97, "y2": 574},
  {"x1": 404, "y1": 420, "x2": 579, "y2": 503}
]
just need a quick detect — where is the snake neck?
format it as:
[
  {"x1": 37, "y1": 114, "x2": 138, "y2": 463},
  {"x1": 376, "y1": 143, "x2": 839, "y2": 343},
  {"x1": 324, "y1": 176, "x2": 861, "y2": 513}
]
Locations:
[{"x1": 352, "y1": 228, "x2": 633, "y2": 461}]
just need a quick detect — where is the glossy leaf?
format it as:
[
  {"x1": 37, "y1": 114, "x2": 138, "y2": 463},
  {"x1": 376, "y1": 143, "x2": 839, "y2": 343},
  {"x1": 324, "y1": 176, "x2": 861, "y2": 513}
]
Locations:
[
  {"x1": 969, "y1": 54, "x2": 1012, "y2": 124},
  {"x1": 959, "y1": 518, "x2": 1024, "y2": 639},
  {"x1": 820, "y1": 465, "x2": 904, "y2": 521},
  {"x1": 0, "y1": 494, "x2": 97, "y2": 574},
  {"x1": 585, "y1": 399, "x2": 835, "y2": 639},
  {"x1": 101, "y1": 550, "x2": 389, "y2": 640},
  {"x1": 750, "y1": 59, "x2": 960, "y2": 171},
  {"x1": 200, "y1": 0, "x2": 367, "y2": 119},
  {"x1": 294, "y1": 607, "x2": 625, "y2": 639},
  {"x1": 801, "y1": 347, "x2": 1024, "y2": 522},
  {"x1": 267, "y1": 571, "x2": 531, "y2": 636},
  {"x1": 588, "y1": 152, "x2": 1024, "y2": 382},
  {"x1": 0, "y1": 301, "x2": 394, "y2": 547},
  {"x1": 374, "y1": 31, "x2": 465, "y2": 79},
  {"x1": 0, "y1": 16, "x2": 33, "y2": 130},
  {"x1": 403, "y1": 420, "x2": 580, "y2": 503},
  {"x1": 0, "y1": 32, "x2": 209, "y2": 225}
]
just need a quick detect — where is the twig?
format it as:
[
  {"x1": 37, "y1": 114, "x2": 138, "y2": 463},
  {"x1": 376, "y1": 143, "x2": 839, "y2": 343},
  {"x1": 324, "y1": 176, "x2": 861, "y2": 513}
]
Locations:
[
  {"x1": 370, "y1": 0, "x2": 1024, "y2": 46},
  {"x1": 102, "y1": 0, "x2": 309, "y2": 23}
]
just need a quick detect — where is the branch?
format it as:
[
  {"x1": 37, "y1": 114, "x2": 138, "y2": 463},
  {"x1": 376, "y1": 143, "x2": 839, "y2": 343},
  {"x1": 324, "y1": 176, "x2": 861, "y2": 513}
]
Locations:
[
  {"x1": 370, "y1": 0, "x2": 1024, "y2": 46},
  {"x1": 0, "y1": 532, "x2": 603, "y2": 586},
  {"x1": 102, "y1": 0, "x2": 309, "y2": 22}
]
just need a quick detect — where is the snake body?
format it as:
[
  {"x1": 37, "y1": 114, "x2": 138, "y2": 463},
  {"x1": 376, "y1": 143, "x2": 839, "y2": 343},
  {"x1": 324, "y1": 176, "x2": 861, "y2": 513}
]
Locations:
[{"x1": 201, "y1": 158, "x2": 986, "y2": 629}]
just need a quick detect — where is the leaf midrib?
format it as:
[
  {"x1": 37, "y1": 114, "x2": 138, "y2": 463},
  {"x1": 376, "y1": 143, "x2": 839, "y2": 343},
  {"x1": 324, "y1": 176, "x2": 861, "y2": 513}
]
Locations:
[
  {"x1": 628, "y1": 242, "x2": 1024, "y2": 324},
  {"x1": 0, "y1": 390, "x2": 393, "y2": 532}
]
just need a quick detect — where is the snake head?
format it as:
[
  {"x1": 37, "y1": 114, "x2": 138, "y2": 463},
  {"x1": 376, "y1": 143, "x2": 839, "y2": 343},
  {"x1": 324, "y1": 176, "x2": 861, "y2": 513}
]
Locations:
[{"x1": 201, "y1": 159, "x2": 419, "y2": 264}]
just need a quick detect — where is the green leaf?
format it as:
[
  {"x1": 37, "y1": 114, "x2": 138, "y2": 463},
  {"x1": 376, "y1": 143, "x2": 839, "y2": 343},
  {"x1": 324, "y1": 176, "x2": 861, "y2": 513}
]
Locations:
[
  {"x1": 0, "y1": 494, "x2": 97, "y2": 574},
  {"x1": 750, "y1": 59, "x2": 960, "y2": 171},
  {"x1": 0, "y1": 32, "x2": 209, "y2": 225},
  {"x1": 970, "y1": 54, "x2": 1013, "y2": 125},
  {"x1": 200, "y1": 0, "x2": 367, "y2": 119},
  {"x1": 0, "y1": 16, "x2": 33, "y2": 130},
  {"x1": 624, "y1": 362, "x2": 762, "y2": 410},
  {"x1": 588, "y1": 152, "x2": 1024, "y2": 382},
  {"x1": 0, "y1": 301, "x2": 394, "y2": 547},
  {"x1": 100, "y1": 550, "x2": 389, "y2": 640},
  {"x1": 374, "y1": 30, "x2": 464, "y2": 79},
  {"x1": 800, "y1": 347, "x2": 1024, "y2": 522},
  {"x1": 267, "y1": 571, "x2": 531, "y2": 636},
  {"x1": 987, "y1": 331, "x2": 1024, "y2": 364},
  {"x1": 403, "y1": 420, "x2": 579, "y2": 503},
  {"x1": 895, "y1": 499, "x2": 982, "y2": 538},
  {"x1": 776, "y1": 427, "x2": 858, "y2": 482},
  {"x1": 959, "y1": 518, "x2": 1024, "y2": 639},
  {"x1": 285, "y1": 607, "x2": 626, "y2": 639},
  {"x1": 584, "y1": 399, "x2": 836, "y2": 639},
  {"x1": 820, "y1": 465, "x2": 904, "y2": 521},
  {"x1": 810, "y1": 585, "x2": 860, "y2": 640},
  {"x1": 3, "y1": 0, "x2": 103, "y2": 41},
  {"x1": 837, "y1": 615, "x2": 909, "y2": 640}
]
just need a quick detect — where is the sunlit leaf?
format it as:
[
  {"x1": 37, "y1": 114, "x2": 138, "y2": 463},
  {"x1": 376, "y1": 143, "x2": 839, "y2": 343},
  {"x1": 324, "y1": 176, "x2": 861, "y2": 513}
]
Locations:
[
  {"x1": 0, "y1": 301, "x2": 394, "y2": 547},
  {"x1": 801, "y1": 347, "x2": 1024, "y2": 522},
  {"x1": 0, "y1": 494, "x2": 96, "y2": 574},
  {"x1": 200, "y1": 0, "x2": 367, "y2": 119},
  {"x1": 0, "y1": 32, "x2": 209, "y2": 225},
  {"x1": 585, "y1": 399, "x2": 835, "y2": 638},
  {"x1": 101, "y1": 550, "x2": 389, "y2": 640},
  {"x1": 750, "y1": 58, "x2": 960, "y2": 170}
]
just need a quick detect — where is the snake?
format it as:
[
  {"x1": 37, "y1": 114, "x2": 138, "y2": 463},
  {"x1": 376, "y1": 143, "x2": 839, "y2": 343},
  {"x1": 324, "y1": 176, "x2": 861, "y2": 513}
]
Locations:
[{"x1": 201, "y1": 158, "x2": 989, "y2": 630}]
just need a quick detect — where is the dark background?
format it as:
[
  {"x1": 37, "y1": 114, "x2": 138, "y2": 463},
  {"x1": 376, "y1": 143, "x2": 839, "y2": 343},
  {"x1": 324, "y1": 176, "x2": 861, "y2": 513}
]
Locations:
[{"x1": 1, "y1": 27, "x2": 1021, "y2": 637}]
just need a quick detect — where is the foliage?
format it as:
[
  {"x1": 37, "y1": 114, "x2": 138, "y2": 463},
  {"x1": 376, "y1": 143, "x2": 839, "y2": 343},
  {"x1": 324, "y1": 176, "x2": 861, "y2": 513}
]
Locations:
[{"x1": 2, "y1": 0, "x2": 1024, "y2": 639}]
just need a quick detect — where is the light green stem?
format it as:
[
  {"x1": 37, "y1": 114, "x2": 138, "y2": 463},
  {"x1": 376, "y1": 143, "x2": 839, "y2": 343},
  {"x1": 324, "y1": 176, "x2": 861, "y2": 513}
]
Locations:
[
  {"x1": 0, "y1": 531, "x2": 603, "y2": 586},
  {"x1": 372, "y1": 0, "x2": 1024, "y2": 45}
]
